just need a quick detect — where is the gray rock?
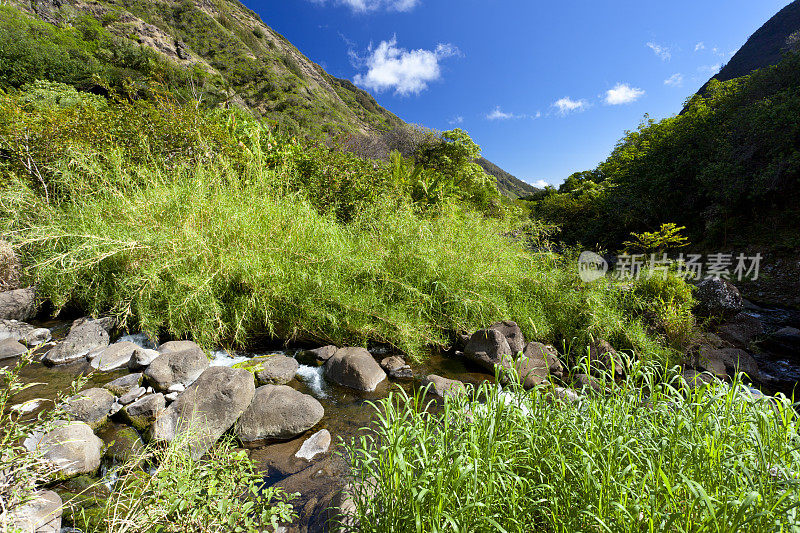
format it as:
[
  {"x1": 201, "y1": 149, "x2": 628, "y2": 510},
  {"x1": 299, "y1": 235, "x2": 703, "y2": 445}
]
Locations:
[
  {"x1": 683, "y1": 369, "x2": 718, "y2": 387},
  {"x1": 144, "y1": 346, "x2": 208, "y2": 391},
  {"x1": 167, "y1": 383, "x2": 185, "y2": 393},
  {"x1": 122, "y1": 393, "x2": 166, "y2": 432},
  {"x1": 517, "y1": 342, "x2": 564, "y2": 387},
  {"x1": 89, "y1": 341, "x2": 139, "y2": 372},
  {"x1": 0, "y1": 319, "x2": 51, "y2": 345},
  {"x1": 0, "y1": 337, "x2": 27, "y2": 361},
  {"x1": 381, "y1": 355, "x2": 413, "y2": 379},
  {"x1": 0, "y1": 288, "x2": 37, "y2": 321},
  {"x1": 700, "y1": 346, "x2": 761, "y2": 382},
  {"x1": 489, "y1": 320, "x2": 525, "y2": 354},
  {"x1": 421, "y1": 374, "x2": 467, "y2": 398},
  {"x1": 717, "y1": 313, "x2": 764, "y2": 348},
  {"x1": 463, "y1": 329, "x2": 513, "y2": 372},
  {"x1": 98, "y1": 423, "x2": 144, "y2": 464},
  {"x1": 6, "y1": 490, "x2": 62, "y2": 533},
  {"x1": 157, "y1": 340, "x2": 202, "y2": 354},
  {"x1": 42, "y1": 321, "x2": 109, "y2": 366},
  {"x1": 697, "y1": 346, "x2": 729, "y2": 380},
  {"x1": 296, "y1": 429, "x2": 331, "y2": 461},
  {"x1": 151, "y1": 366, "x2": 255, "y2": 458},
  {"x1": 25, "y1": 421, "x2": 103, "y2": 478},
  {"x1": 325, "y1": 347, "x2": 386, "y2": 392},
  {"x1": 236, "y1": 385, "x2": 324, "y2": 447},
  {"x1": 695, "y1": 278, "x2": 744, "y2": 318},
  {"x1": 574, "y1": 373, "x2": 604, "y2": 393},
  {"x1": 164, "y1": 391, "x2": 179, "y2": 402},
  {"x1": 587, "y1": 338, "x2": 625, "y2": 378},
  {"x1": 118, "y1": 386, "x2": 146, "y2": 405},
  {"x1": 62, "y1": 388, "x2": 115, "y2": 430},
  {"x1": 255, "y1": 355, "x2": 299, "y2": 386},
  {"x1": 103, "y1": 373, "x2": 143, "y2": 396},
  {"x1": 71, "y1": 316, "x2": 117, "y2": 333},
  {"x1": 128, "y1": 347, "x2": 160, "y2": 370},
  {"x1": 109, "y1": 402, "x2": 123, "y2": 416},
  {"x1": 762, "y1": 326, "x2": 800, "y2": 356},
  {"x1": 297, "y1": 345, "x2": 337, "y2": 365}
]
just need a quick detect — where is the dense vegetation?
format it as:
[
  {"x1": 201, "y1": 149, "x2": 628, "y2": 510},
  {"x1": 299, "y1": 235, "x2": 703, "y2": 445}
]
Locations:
[
  {"x1": 348, "y1": 367, "x2": 800, "y2": 532},
  {"x1": 528, "y1": 51, "x2": 800, "y2": 251}
]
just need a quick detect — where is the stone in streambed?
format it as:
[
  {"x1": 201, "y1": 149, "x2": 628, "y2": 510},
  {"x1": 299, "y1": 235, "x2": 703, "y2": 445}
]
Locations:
[
  {"x1": 325, "y1": 347, "x2": 386, "y2": 391},
  {"x1": 421, "y1": 375, "x2": 467, "y2": 398},
  {"x1": 144, "y1": 345, "x2": 208, "y2": 391},
  {"x1": 0, "y1": 319, "x2": 51, "y2": 345},
  {"x1": 5, "y1": 490, "x2": 62, "y2": 533},
  {"x1": 25, "y1": 421, "x2": 103, "y2": 478},
  {"x1": 233, "y1": 354, "x2": 299, "y2": 385},
  {"x1": 103, "y1": 373, "x2": 143, "y2": 396},
  {"x1": 489, "y1": 320, "x2": 526, "y2": 354},
  {"x1": 249, "y1": 429, "x2": 331, "y2": 478},
  {"x1": 0, "y1": 287, "x2": 38, "y2": 321},
  {"x1": 62, "y1": 388, "x2": 115, "y2": 430},
  {"x1": 236, "y1": 385, "x2": 324, "y2": 447},
  {"x1": 150, "y1": 366, "x2": 255, "y2": 458},
  {"x1": 122, "y1": 393, "x2": 165, "y2": 432},
  {"x1": 0, "y1": 337, "x2": 27, "y2": 361},
  {"x1": 43, "y1": 321, "x2": 109, "y2": 366},
  {"x1": 98, "y1": 423, "x2": 145, "y2": 463},
  {"x1": 89, "y1": 341, "x2": 139, "y2": 371}
]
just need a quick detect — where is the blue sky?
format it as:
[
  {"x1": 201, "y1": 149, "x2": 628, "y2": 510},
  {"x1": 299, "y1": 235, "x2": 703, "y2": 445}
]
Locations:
[{"x1": 244, "y1": 0, "x2": 792, "y2": 186}]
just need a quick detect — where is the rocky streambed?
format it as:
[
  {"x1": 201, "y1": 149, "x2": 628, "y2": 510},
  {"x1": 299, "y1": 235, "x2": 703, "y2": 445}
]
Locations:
[{"x1": 2, "y1": 278, "x2": 800, "y2": 532}]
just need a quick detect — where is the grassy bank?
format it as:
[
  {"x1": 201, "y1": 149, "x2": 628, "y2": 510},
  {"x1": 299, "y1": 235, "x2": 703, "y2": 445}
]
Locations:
[
  {"x1": 0, "y1": 84, "x2": 693, "y2": 361},
  {"x1": 346, "y1": 366, "x2": 800, "y2": 532}
]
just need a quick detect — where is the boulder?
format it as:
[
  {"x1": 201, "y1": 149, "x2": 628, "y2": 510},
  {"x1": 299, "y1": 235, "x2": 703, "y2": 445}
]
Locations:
[
  {"x1": 682, "y1": 369, "x2": 718, "y2": 388},
  {"x1": 296, "y1": 345, "x2": 338, "y2": 365},
  {"x1": 157, "y1": 340, "x2": 202, "y2": 354},
  {"x1": 381, "y1": 356, "x2": 413, "y2": 379},
  {"x1": 144, "y1": 346, "x2": 208, "y2": 391},
  {"x1": 0, "y1": 319, "x2": 51, "y2": 346},
  {"x1": 762, "y1": 326, "x2": 800, "y2": 356},
  {"x1": 122, "y1": 393, "x2": 165, "y2": 432},
  {"x1": 62, "y1": 388, "x2": 115, "y2": 430},
  {"x1": 717, "y1": 313, "x2": 764, "y2": 348},
  {"x1": 588, "y1": 339, "x2": 624, "y2": 377},
  {"x1": 236, "y1": 385, "x2": 324, "y2": 447},
  {"x1": 151, "y1": 366, "x2": 255, "y2": 458},
  {"x1": 89, "y1": 341, "x2": 139, "y2": 372},
  {"x1": 103, "y1": 373, "x2": 143, "y2": 396},
  {"x1": 0, "y1": 337, "x2": 27, "y2": 361},
  {"x1": 0, "y1": 239, "x2": 20, "y2": 292},
  {"x1": 249, "y1": 429, "x2": 331, "y2": 478},
  {"x1": 71, "y1": 316, "x2": 116, "y2": 334},
  {"x1": 518, "y1": 342, "x2": 564, "y2": 386},
  {"x1": 128, "y1": 347, "x2": 160, "y2": 370},
  {"x1": 325, "y1": 347, "x2": 386, "y2": 392},
  {"x1": 42, "y1": 321, "x2": 109, "y2": 366},
  {"x1": 0, "y1": 288, "x2": 37, "y2": 321},
  {"x1": 489, "y1": 320, "x2": 526, "y2": 354},
  {"x1": 695, "y1": 278, "x2": 744, "y2": 318},
  {"x1": 574, "y1": 373, "x2": 603, "y2": 393},
  {"x1": 700, "y1": 346, "x2": 760, "y2": 382},
  {"x1": 6, "y1": 490, "x2": 62, "y2": 533},
  {"x1": 25, "y1": 421, "x2": 103, "y2": 478},
  {"x1": 697, "y1": 346, "x2": 729, "y2": 380},
  {"x1": 463, "y1": 329, "x2": 513, "y2": 373},
  {"x1": 234, "y1": 354, "x2": 299, "y2": 385},
  {"x1": 421, "y1": 374, "x2": 467, "y2": 398},
  {"x1": 118, "y1": 386, "x2": 146, "y2": 406},
  {"x1": 98, "y1": 423, "x2": 145, "y2": 463}
]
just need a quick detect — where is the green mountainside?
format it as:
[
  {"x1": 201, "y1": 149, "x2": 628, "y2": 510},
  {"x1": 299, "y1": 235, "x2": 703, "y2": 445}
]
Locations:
[
  {"x1": 2, "y1": 0, "x2": 533, "y2": 196},
  {"x1": 477, "y1": 157, "x2": 539, "y2": 198}
]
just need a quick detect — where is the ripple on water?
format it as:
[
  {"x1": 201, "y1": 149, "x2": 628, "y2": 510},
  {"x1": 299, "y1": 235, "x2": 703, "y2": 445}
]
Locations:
[{"x1": 295, "y1": 364, "x2": 329, "y2": 398}]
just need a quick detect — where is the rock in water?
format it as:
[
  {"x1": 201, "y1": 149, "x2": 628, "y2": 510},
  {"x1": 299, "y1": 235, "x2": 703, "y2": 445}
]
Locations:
[
  {"x1": 0, "y1": 319, "x2": 51, "y2": 346},
  {"x1": 98, "y1": 423, "x2": 145, "y2": 463},
  {"x1": 103, "y1": 373, "x2": 143, "y2": 396},
  {"x1": 25, "y1": 421, "x2": 103, "y2": 478},
  {"x1": 296, "y1": 345, "x2": 338, "y2": 365},
  {"x1": 43, "y1": 321, "x2": 109, "y2": 366},
  {"x1": 89, "y1": 341, "x2": 140, "y2": 371},
  {"x1": 717, "y1": 312, "x2": 764, "y2": 348},
  {"x1": 150, "y1": 366, "x2": 255, "y2": 458},
  {"x1": 236, "y1": 385, "x2": 324, "y2": 447},
  {"x1": 489, "y1": 320, "x2": 526, "y2": 354},
  {"x1": 62, "y1": 388, "x2": 115, "y2": 430},
  {"x1": 6, "y1": 490, "x2": 62, "y2": 533},
  {"x1": 233, "y1": 354, "x2": 299, "y2": 385},
  {"x1": 421, "y1": 375, "x2": 467, "y2": 398},
  {"x1": 0, "y1": 337, "x2": 27, "y2": 361},
  {"x1": 122, "y1": 393, "x2": 166, "y2": 431},
  {"x1": 144, "y1": 345, "x2": 209, "y2": 391},
  {"x1": 324, "y1": 347, "x2": 386, "y2": 391},
  {"x1": 695, "y1": 278, "x2": 744, "y2": 318},
  {"x1": 0, "y1": 288, "x2": 37, "y2": 321},
  {"x1": 463, "y1": 329, "x2": 513, "y2": 372},
  {"x1": 296, "y1": 429, "x2": 331, "y2": 461}
]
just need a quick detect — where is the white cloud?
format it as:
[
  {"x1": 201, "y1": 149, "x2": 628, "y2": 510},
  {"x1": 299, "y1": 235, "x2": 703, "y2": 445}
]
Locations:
[
  {"x1": 535, "y1": 111, "x2": 542, "y2": 119},
  {"x1": 486, "y1": 106, "x2": 525, "y2": 120},
  {"x1": 695, "y1": 42, "x2": 705, "y2": 52},
  {"x1": 352, "y1": 37, "x2": 460, "y2": 95},
  {"x1": 646, "y1": 42, "x2": 671, "y2": 61},
  {"x1": 449, "y1": 115, "x2": 464, "y2": 125},
  {"x1": 604, "y1": 83, "x2": 645, "y2": 105},
  {"x1": 532, "y1": 179, "x2": 548, "y2": 188},
  {"x1": 698, "y1": 63, "x2": 722, "y2": 75},
  {"x1": 311, "y1": 0, "x2": 419, "y2": 12},
  {"x1": 664, "y1": 73, "x2": 684, "y2": 87},
  {"x1": 553, "y1": 97, "x2": 589, "y2": 116}
]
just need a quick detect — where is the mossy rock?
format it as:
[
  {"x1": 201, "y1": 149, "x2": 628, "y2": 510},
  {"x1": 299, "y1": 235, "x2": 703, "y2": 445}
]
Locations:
[
  {"x1": 98, "y1": 423, "x2": 145, "y2": 463},
  {"x1": 55, "y1": 476, "x2": 110, "y2": 530},
  {"x1": 232, "y1": 354, "x2": 281, "y2": 375}
]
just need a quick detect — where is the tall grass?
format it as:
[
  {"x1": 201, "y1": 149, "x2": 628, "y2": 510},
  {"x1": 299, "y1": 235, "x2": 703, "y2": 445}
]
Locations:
[{"x1": 345, "y1": 365, "x2": 800, "y2": 532}]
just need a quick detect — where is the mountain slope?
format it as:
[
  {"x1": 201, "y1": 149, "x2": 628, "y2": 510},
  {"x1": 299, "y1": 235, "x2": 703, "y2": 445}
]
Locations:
[
  {"x1": 476, "y1": 158, "x2": 540, "y2": 198},
  {"x1": 699, "y1": 0, "x2": 800, "y2": 93}
]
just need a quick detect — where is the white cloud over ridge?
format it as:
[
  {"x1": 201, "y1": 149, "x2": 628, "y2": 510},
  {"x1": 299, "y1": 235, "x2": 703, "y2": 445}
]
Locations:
[
  {"x1": 664, "y1": 73, "x2": 684, "y2": 87},
  {"x1": 532, "y1": 179, "x2": 549, "y2": 188},
  {"x1": 311, "y1": 0, "x2": 419, "y2": 13},
  {"x1": 352, "y1": 37, "x2": 460, "y2": 95},
  {"x1": 647, "y1": 42, "x2": 671, "y2": 61},
  {"x1": 553, "y1": 97, "x2": 589, "y2": 116},
  {"x1": 604, "y1": 83, "x2": 645, "y2": 105}
]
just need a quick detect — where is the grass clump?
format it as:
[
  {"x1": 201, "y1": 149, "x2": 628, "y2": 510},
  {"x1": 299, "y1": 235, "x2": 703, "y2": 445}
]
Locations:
[{"x1": 346, "y1": 367, "x2": 800, "y2": 532}]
